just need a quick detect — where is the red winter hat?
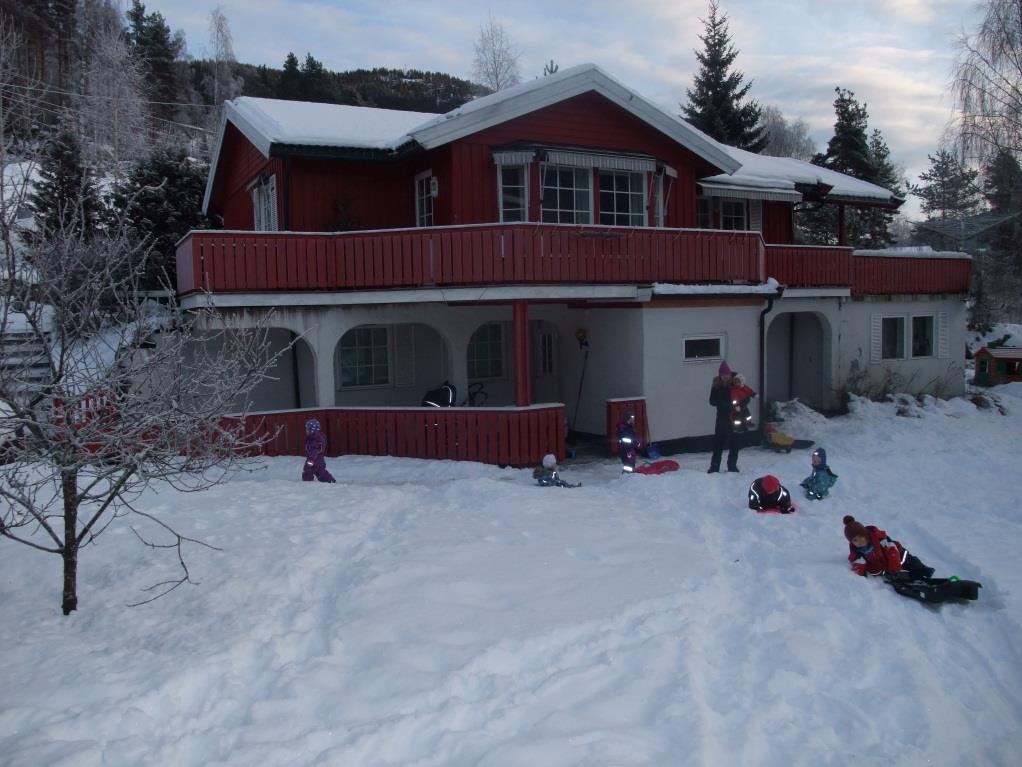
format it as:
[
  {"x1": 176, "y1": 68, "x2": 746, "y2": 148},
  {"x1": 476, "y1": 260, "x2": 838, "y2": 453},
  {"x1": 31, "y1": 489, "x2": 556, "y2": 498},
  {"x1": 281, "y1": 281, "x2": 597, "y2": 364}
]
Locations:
[
  {"x1": 718, "y1": 361, "x2": 732, "y2": 376},
  {"x1": 843, "y1": 515, "x2": 868, "y2": 541},
  {"x1": 761, "y1": 474, "x2": 780, "y2": 494}
]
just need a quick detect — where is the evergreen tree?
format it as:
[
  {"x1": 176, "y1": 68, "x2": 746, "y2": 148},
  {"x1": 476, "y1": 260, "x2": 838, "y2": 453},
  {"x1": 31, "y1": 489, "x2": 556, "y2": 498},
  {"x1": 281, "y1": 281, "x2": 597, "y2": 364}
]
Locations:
[
  {"x1": 279, "y1": 52, "x2": 301, "y2": 100},
  {"x1": 108, "y1": 147, "x2": 211, "y2": 289},
  {"x1": 799, "y1": 88, "x2": 901, "y2": 246},
  {"x1": 28, "y1": 126, "x2": 103, "y2": 240},
  {"x1": 300, "y1": 53, "x2": 334, "y2": 103},
  {"x1": 681, "y1": 0, "x2": 766, "y2": 152},
  {"x1": 911, "y1": 149, "x2": 982, "y2": 220},
  {"x1": 979, "y1": 149, "x2": 1022, "y2": 310},
  {"x1": 126, "y1": 0, "x2": 184, "y2": 122}
]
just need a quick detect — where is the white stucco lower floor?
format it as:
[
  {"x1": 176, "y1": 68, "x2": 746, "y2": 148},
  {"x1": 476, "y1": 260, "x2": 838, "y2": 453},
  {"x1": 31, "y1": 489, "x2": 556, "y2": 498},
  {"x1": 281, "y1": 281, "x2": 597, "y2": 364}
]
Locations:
[{"x1": 195, "y1": 288, "x2": 968, "y2": 446}]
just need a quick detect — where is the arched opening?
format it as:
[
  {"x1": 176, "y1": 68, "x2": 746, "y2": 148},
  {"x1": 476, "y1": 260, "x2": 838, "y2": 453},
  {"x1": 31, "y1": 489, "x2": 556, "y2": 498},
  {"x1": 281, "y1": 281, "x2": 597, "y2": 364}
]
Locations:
[
  {"x1": 766, "y1": 312, "x2": 830, "y2": 410},
  {"x1": 239, "y1": 329, "x2": 315, "y2": 411},
  {"x1": 335, "y1": 322, "x2": 449, "y2": 406},
  {"x1": 466, "y1": 320, "x2": 512, "y2": 406}
]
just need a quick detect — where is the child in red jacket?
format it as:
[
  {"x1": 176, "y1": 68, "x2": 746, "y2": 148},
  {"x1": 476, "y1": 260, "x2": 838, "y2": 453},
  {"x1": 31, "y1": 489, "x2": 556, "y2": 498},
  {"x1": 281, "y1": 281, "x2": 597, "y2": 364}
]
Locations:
[
  {"x1": 843, "y1": 515, "x2": 934, "y2": 579},
  {"x1": 729, "y1": 373, "x2": 756, "y2": 432}
]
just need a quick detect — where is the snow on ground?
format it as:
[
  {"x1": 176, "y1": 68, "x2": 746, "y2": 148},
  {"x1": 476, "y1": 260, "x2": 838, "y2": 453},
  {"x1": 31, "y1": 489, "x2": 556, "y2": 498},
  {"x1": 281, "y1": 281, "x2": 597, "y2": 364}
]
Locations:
[{"x1": 2, "y1": 387, "x2": 1022, "y2": 766}]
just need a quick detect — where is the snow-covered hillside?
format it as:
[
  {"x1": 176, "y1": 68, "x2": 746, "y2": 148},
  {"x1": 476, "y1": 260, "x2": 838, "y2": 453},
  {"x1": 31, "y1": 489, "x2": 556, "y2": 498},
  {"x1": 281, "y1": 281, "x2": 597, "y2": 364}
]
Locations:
[{"x1": 2, "y1": 387, "x2": 1021, "y2": 766}]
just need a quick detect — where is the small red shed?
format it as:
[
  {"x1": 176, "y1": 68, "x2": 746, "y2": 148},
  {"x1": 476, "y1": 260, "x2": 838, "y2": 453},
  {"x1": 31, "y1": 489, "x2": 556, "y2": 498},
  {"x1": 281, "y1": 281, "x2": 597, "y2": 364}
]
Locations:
[{"x1": 973, "y1": 346, "x2": 1022, "y2": 386}]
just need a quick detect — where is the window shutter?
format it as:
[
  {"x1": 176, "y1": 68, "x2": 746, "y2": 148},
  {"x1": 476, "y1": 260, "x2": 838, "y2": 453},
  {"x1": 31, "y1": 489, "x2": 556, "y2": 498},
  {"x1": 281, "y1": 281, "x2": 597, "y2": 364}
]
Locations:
[
  {"x1": 870, "y1": 314, "x2": 881, "y2": 364},
  {"x1": 938, "y1": 311, "x2": 949, "y2": 359},
  {"x1": 749, "y1": 199, "x2": 763, "y2": 232},
  {"x1": 393, "y1": 324, "x2": 415, "y2": 387},
  {"x1": 266, "y1": 175, "x2": 278, "y2": 231}
]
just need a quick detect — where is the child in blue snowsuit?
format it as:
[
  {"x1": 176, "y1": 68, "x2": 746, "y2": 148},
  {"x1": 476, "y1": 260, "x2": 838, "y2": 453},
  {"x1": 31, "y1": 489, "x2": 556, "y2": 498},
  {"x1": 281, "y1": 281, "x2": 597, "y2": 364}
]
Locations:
[
  {"x1": 302, "y1": 418, "x2": 336, "y2": 483},
  {"x1": 800, "y1": 447, "x2": 837, "y2": 499},
  {"x1": 533, "y1": 453, "x2": 581, "y2": 488}
]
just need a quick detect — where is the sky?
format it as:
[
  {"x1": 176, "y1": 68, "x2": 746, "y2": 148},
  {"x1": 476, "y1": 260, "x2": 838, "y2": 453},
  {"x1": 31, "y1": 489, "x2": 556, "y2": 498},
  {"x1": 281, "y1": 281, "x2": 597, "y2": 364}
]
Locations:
[
  {"x1": 2, "y1": 325, "x2": 1021, "y2": 765},
  {"x1": 155, "y1": 0, "x2": 986, "y2": 219}
]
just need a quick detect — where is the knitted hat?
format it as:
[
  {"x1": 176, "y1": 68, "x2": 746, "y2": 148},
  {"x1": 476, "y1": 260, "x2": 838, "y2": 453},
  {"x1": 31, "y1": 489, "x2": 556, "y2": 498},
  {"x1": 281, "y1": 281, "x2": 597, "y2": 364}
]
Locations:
[
  {"x1": 719, "y1": 361, "x2": 732, "y2": 376},
  {"x1": 843, "y1": 515, "x2": 868, "y2": 541},
  {"x1": 761, "y1": 474, "x2": 781, "y2": 494},
  {"x1": 542, "y1": 453, "x2": 557, "y2": 469},
  {"x1": 305, "y1": 418, "x2": 320, "y2": 432}
]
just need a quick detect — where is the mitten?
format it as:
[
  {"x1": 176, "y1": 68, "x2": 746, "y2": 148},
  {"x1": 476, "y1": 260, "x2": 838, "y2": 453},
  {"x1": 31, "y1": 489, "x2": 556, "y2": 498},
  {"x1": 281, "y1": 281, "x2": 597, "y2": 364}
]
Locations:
[{"x1": 852, "y1": 563, "x2": 867, "y2": 576}]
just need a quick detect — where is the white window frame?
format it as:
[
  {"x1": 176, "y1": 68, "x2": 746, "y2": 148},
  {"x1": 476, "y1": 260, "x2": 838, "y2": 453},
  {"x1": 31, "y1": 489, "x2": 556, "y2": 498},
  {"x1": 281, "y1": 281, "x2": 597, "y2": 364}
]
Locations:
[
  {"x1": 910, "y1": 314, "x2": 935, "y2": 359},
  {"x1": 415, "y1": 170, "x2": 434, "y2": 228},
  {"x1": 337, "y1": 326, "x2": 391, "y2": 389},
  {"x1": 683, "y1": 334, "x2": 725, "y2": 362},
  {"x1": 251, "y1": 174, "x2": 278, "y2": 231},
  {"x1": 720, "y1": 199, "x2": 747, "y2": 231},
  {"x1": 540, "y1": 164, "x2": 592, "y2": 224},
  {"x1": 498, "y1": 164, "x2": 529, "y2": 223},
  {"x1": 467, "y1": 322, "x2": 505, "y2": 381},
  {"x1": 598, "y1": 169, "x2": 646, "y2": 226}
]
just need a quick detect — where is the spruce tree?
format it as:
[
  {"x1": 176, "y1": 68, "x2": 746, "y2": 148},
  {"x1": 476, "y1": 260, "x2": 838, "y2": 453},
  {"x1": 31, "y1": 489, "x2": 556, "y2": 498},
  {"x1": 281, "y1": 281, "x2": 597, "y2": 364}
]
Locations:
[
  {"x1": 126, "y1": 1, "x2": 184, "y2": 122},
  {"x1": 279, "y1": 52, "x2": 301, "y2": 100},
  {"x1": 912, "y1": 149, "x2": 981, "y2": 220},
  {"x1": 29, "y1": 127, "x2": 103, "y2": 240},
  {"x1": 300, "y1": 53, "x2": 335, "y2": 103},
  {"x1": 799, "y1": 88, "x2": 901, "y2": 246},
  {"x1": 108, "y1": 147, "x2": 211, "y2": 289},
  {"x1": 681, "y1": 0, "x2": 766, "y2": 152},
  {"x1": 980, "y1": 149, "x2": 1022, "y2": 311}
]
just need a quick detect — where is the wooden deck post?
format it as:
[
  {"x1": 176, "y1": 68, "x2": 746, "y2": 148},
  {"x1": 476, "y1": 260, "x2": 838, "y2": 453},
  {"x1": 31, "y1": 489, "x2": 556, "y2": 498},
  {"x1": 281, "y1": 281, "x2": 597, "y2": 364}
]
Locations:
[{"x1": 513, "y1": 300, "x2": 531, "y2": 406}]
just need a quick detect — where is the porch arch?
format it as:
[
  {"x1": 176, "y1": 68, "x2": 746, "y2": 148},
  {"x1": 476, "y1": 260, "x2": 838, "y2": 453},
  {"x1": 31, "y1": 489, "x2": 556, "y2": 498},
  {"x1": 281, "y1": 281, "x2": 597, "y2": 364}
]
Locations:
[
  {"x1": 765, "y1": 311, "x2": 833, "y2": 410},
  {"x1": 333, "y1": 322, "x2": 450, "y2": 406}
]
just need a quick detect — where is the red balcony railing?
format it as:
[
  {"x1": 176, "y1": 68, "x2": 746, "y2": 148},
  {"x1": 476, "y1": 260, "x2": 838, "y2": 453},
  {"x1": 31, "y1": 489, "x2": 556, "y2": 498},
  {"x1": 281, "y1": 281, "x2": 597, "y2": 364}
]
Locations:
[
  {"x1": 765, "y1": 244, "x2": 853, "y2": 287},
  {"x1": 176, "y1": 224, "x2": 763, "y2": 294},
  {"x1": 239, "y1": 403, "x2": 566, "y2": 468},
  {"x1": 177, "y1": 226, "x2": 972, "y2": 298},
  {"x1": 765, "y1": 244, "x2": 971, "y2": 295}
]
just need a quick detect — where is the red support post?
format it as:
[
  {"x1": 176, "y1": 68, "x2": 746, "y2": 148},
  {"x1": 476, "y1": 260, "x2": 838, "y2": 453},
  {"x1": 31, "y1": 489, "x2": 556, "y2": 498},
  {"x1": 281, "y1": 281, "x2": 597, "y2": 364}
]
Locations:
[{"x1": 513, "y1": 300, "x2": 531, "y2": 406}]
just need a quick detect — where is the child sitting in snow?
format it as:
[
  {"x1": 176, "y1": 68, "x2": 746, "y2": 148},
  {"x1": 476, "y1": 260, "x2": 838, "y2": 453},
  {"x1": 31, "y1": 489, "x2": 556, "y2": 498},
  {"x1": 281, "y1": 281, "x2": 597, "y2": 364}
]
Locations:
[
  {"x1": 729, "y1": 373, "x2": 756, "y2": 432},
  {"x1": 533, "y1": 453, "x2": 581, "y2": 488},
  {"x1": 800, "y1": 447, "x2": 838, "y2": 499},
  {"x1": 843, "y1": 515, "x2": 935, "y2": 579},
  {"x1": 748, "y1": 474, "x2": 794, "y2": 513}
]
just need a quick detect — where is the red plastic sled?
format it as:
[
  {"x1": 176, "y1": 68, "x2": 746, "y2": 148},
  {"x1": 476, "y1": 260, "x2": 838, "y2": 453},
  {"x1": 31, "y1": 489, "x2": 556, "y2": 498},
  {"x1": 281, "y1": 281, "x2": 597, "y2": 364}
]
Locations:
[{"x1": 635, "y1": 459, "x2": 681, "y2": 475}]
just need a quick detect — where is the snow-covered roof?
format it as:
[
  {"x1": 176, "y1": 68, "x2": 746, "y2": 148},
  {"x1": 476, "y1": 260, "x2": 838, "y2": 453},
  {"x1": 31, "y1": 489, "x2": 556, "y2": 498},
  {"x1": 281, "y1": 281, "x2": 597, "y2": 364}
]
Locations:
[
  {"x1": 700, "y1": 145, "x2": 903, "y2": 207},
  {"x1": 227, "y1": 98, "x2": 438, "y2": 156},
  {"x1": 975, "y1": 346, "x2": 1022, "y2": 360},
  {"x1": 204, "y1": 63, "x2": 900, "y2": 213}
]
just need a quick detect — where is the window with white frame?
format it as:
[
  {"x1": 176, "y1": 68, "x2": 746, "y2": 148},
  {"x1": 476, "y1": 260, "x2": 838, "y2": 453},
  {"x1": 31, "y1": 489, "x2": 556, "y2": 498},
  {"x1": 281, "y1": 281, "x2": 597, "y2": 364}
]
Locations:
[
  {"x1": 683, "y1": 335, "x2": 724, "y2": 361},
  {"x1": 697, "y1": 196, "x2": 713, "y2": 229},
  {"x1": 881, "y1": 316, "x2": 905, "y2": 360},
  {"x1": 911, "y1": 315, "x2": 934, "y2": 358},
  {"x1": 720, "y1": 199, "x2": 747, "y2": 230},
  {"x1": 252, "y1": 175, "x2": 278, "y2": 231},
  {"x1": 338, "y1": 326, "x2": 390, "y2": 387},
  {"x1": 499, "y1": 165, "x2": 528, "y2": 222},
  {"x1": 415, "y1": 171, "x2": 434, "y2": 227},
  {"x1": 541, "y1": 165, "x2": 591, "y2": 224},
  {"x1": 599, "y1": 170, "x2": 645, "y2": 226},
  {"x1": 467, "y1": 322, "x2": 504, "y2": 379}
]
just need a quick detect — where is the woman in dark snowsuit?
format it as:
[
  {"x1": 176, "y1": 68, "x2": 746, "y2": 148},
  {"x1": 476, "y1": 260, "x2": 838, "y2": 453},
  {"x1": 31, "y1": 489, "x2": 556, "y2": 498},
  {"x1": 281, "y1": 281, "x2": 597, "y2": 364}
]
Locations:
[
  {"x1": 708, "y1": 361, "x2": 741, "y2": 473},
  {"x1": 302, "y1": 418, "x2": 336, "y2": 483}
]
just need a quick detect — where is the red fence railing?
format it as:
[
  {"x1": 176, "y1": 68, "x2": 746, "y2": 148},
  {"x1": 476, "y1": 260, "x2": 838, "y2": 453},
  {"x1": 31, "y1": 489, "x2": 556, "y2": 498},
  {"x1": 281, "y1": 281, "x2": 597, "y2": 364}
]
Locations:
[
  {"x1": 764, "y1": 244, "x2": 853, "y2": 287},
  {"x1": 239, "y1": 404, "x2": 566, "y2": 468},
  {"x1": 852, "y1": 255, "x2": 972, "y2": 295},
  {"x1": 176, "y1": 224, "x2": 764, "y2": 294}
]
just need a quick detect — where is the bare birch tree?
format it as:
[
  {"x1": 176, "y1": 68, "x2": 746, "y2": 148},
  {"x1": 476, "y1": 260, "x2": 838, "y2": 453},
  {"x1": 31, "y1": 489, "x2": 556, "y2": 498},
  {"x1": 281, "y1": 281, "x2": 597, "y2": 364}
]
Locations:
[
  {"x1": 760, "y1": 105, "x2": 816, "y2": 161},
  {"x1": 472, "y1": 14, "x2": 521, "y2": 92},
  {"x1": 2, "y1": 26, "x2": 288, "y2": 613},
  {"x1": 953, "y1": 0, "x2": 1022, "y2": 162},
  {"x1": 207, "y1": 5, "x2": 241, "y2": 106}
]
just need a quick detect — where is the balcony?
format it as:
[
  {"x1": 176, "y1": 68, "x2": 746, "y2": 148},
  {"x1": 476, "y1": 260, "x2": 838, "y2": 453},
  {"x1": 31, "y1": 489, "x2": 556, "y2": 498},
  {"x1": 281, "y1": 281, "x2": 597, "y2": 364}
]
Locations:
[{"x1": 176, "y1": 224, "x2": 972, "y2": 298}]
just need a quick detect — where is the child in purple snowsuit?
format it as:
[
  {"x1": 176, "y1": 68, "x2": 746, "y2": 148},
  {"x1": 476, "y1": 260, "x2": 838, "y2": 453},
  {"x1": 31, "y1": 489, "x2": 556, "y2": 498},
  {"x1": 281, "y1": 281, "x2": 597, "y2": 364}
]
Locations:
[{"x1": 302, "y1": 418, "x2": 336, "y2": 483}]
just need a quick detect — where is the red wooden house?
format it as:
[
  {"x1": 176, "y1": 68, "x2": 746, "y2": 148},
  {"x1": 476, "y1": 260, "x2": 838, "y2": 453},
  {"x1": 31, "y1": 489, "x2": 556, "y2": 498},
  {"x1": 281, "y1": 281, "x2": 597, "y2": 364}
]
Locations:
[{"x1": 181, "y1": 64, "x2": 971, "y2": 466}]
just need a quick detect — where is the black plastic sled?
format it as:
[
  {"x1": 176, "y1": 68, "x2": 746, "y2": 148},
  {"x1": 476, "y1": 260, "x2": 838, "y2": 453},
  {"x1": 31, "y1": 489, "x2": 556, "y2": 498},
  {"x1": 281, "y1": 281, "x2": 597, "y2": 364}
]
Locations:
[{"x1": 884, "y1": 575, "x2": 982, "y2": 604}]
